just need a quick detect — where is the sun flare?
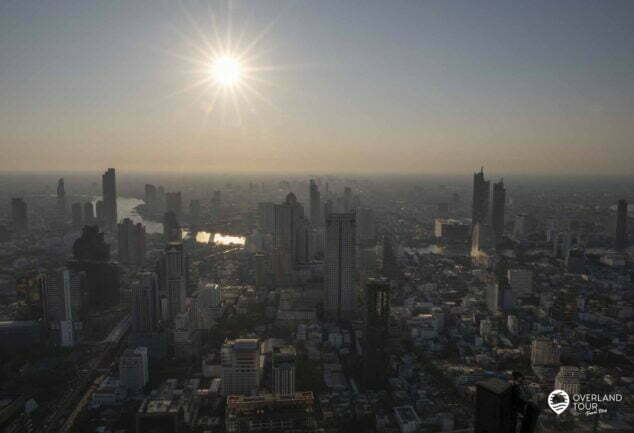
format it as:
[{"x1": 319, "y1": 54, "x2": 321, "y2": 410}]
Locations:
[{"x1": 210, "y1": 55, "x2": 243, "y2": 87}]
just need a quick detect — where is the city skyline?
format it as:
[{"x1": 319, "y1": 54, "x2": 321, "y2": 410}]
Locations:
[{"x1": 2, "y1": 1, "x2": 634, "y2": 175}]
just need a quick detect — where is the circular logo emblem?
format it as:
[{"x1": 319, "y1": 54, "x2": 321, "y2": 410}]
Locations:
[{"x1": 548, "y1": 389, "x2": 570, "y2": 415}]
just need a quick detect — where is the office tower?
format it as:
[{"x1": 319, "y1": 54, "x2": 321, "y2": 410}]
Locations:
[
  {"x1": 11, "y1": 198, "x2": 28, "y2": 231},
  {"x1": 131, "y1": 273, "x2": 159, "y2": 333},
  {"x1": 295, "y1": 217, "x2": 311, "y2": 264},
  {"x1": 225, "y1": 393, "x2": 317, "y2": 433},
  {"x1": 531, "y1": 338, "x2": 560, "y2": 366},
  {"x1": 163, "y1": 211, "x2": 181, "y2": 243},
  {"x1": 258, "y1": 202, "x2": 276, "y2": 234},
  {"x1": 274, "y1": 193, "x2": 306, "y2": 269},
  {"x1": 325, "y1": 213, "x2": 356, "y2": 320},
  {"x1": 190, "y1": 283, "x2": 221, "y2": 329},
  {"x1": 144, "y1": 184, "x2": 157, "y2": 213},
  {"x1": 119, "y1": 347, "x2": 149, "y2": 393},
  {"x1": 158, "y1": 242, "x2": 187, "y2": 321},
  {"x1": 472, "y1": 167, "x2": 490, "y2": 225},
  {"x1": 83, "y1": 202, "x2": 95, "y2": 224},
  {"x1": 555, "y1": 366, "x2": 581, "y2": 396},
  {"x1": 189, "y1": 199, "x2": 201, "y2": 226},
  {"x1": 309, "y1": 179, "x2": 321, "y2": 227},
  {"x1": 474, "y1": 379, "x2": 517, "y2": 433},
  {"x1": 364, "y1": 277, "x2": 390, "y2": 389},
  {"x1": 40, "y1": 268, "x2": 85, "y2": 347},
  {"x1": 56, "y1": 178, "x2": 67, "y2": 219},
  {"x1": 95, "y1": 200, "x2": 105, "y2": 222},
  {"x1": 507, "y1": 269, "x2": 532, "y2": 297},
  {"x1": 343, "y1": 187, "x2": 352, "y2": 212},
  {"x1": 272, "y1": 345, "x2": 296, "y2": 396},
  {"x1": 118, "y1": 218, "x2": 146, "y2": 265},
  {"x1": 102, "y1": 168, "x2": 117, "y2": 227},
  {"x1": 381, "y1": 235, "x2": 398, "y2": 280},
  {"x1": 615, "y1": 199, "x2": 628, "y2": 251},
  {"x1": 221, "y1": 339, "x2": 261, "y2": 396},
  {"x1": 355, "y1": 208, "x2": 375, "y2": 244},
  {"x1": 165, "y1": 192, "x2": 182, "y2": 218},
  {"x1": 70, "y1": 226, "x2": 120, "y2": 308},
  {"x1": 71, "y1": 202, "x2": 83, "y2": 228},
  {"x1": 491, "y1": 179, "x2": 506, "y2": 242}
]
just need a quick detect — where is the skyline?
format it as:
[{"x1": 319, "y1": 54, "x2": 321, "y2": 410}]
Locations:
[{"x1": 2, "y1": 0, "x2": 634, "y2": 175}]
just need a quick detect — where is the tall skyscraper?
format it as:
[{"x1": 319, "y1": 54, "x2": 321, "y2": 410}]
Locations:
[
  {"x1": 11, "y1": 198, "x2": 28, "y2": 231},
  {"x1": 165, "y1": 192, "x2": 183, "y2": 218},
  {"x1": 343, "y1": 187, "x2": 352, "y2": 213},
  {"x1": 381, "y1": 235, "x2": 398, "y2": 280},
  {"x1": 83, "y1": 202, "x2": 95, "y2": 224},
  {"x1": 491, "y1": 179, "x2": 506, "y2": 242},
  {"x1": 71, "y1": 202, "x2": 83, "y2": 228},
  {"x1": 102, "y1": 168, "x2": 117, "y2": 227},
  {"x1": 144, "y1": 184, "x2": 157, "y2": 213},
  {"x1": 472, "y1": 167, "x2": 490, "y2": 225},
  {"x1": 325, "y1": 213, "x2": 356, "y2": 320},
  {"x1": 131, "y1": 273, "x2": 159, "y2": 333},
  {"x1": 56, "y1": 178, "x2": 67, "y2": 220},
  {"x1": 272, "y1": 345, "x2": 296, "y2": 396},
  {"x1": 355, "y1": 208, "x2": 375, "y2": 244},
  {"x1": 118, "y1": 218, "x2": 146, "y2": 265},
  {"x1": 163, "y1": 211, "x2": 181, "y2": 242},
  {"x1": 221, "y1": 339, "x2": 261, "y2": 396},
  {"x1": 309, "y1": 179, "x2": 321, "y2": 227},
  {"x1": 274, "y1": 193, "x2": 307, "y2": 270},
  {"x1": 364, "y1": 277, "x2": 390, "y2": 389},
  {"x1": 119, "y1": 347, "x2": 149, "y2": 393},
  {"x1": 40, "y1": 268, "x2": 86, "y2": 347},
  {"x1": 158, "y1": 242, "x2": 187, "y2": 321},
  {"x1": 615, "y1": 199, "x2": 628, "y2": 251}
]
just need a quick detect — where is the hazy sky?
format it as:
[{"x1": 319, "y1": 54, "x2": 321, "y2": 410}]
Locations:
[{"x1": 1, "y1": 1, "x2": 633, "y2": 174}]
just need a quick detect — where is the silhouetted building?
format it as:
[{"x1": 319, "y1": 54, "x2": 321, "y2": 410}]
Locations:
[
  {"x1": 56, "y1": 178, "x2": 67, "y2": 220},
  {"x1": 157, "y1": 242, "x2": 187, "y2": 321},
  {"x1": 472, "y1": 167, "x2": 490, "y2": 225},
  {"x1": 309, "y1": 179, "x2": 321, "y2": 227},
  {"x1": 132, "y1": 273, "x2": 160, "y2": 333},
  {"x1": 615, "y1": 199, "x2": 628, "y2": 251},
  {"x1": 163, "y1": 211, "x2": 181, "y2": 243},
  {"x1": 71, "y1": 202, "x2": 83, "y2": 228},
  {"x1": 95, "y1": 200, "x2": 105, "y2": 222},
  {"x1": 102, "y1": 168, "x2": 117, "y2": 227},
  {"x1": 475, "y1": 378, "x2": 539, "y2": 433},
  {"x1": 491, "y1": 179, "x2": 506, "y2": 243},
  {"x1": 381, "y1": 235, "x2": 398, "y2": 280},
  {"x1": 274, "y1": 193, "x2": 306, "y2": 271},
  {"x1": 325, "y1": 213, "x2": 356, "y2": 321},
  {"x1": 118, "y1": 218, "x2": 146, "y2": 265},
  {"x1": 40, "y1": 268, "x2": 86, "y2": 347},
  {"x1": 272, "y1": 345, "x2": 296, "y2": 396},
  {"x1": 83, "y1": 202, "x2": 95, "y2": 224},
  {"x1": 11, "y1": 198, "x2": 28, "y2": 232},
  {"x1": 166, "y1": 192, "x2": 182, "y2": 219},
  {"x1": 355, "y1": 208, "x2": 375, "y2": 244},
  {"x1": 364, "y1": 277, "x2": 390, "y2": 389},
  {"x1": 144, "y1": 184, "x2": 157, "y2": 213}
]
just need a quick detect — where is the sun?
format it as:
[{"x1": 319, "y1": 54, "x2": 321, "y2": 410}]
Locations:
[{"x1": 210, "y1": 55, "x2": 242, "y2": 87}]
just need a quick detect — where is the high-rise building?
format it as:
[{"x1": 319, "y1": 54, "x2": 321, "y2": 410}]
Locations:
[
  {"x1": 56, "y1": 178, "x2": 67, "y2": 220},
  {"x1": 132, "y1": 273, "x2": 160, "y2": 333},
  {"x1": 272, "y1": 345, "x2": 296, "y2": 396},
  {"x1": 364, "y1": 277, "x2": 390, "y2": 389},
  {"x1": 190, "y1": 283, "x2": 221, "y2": 329},
  {"x1": 144, "y1": 184, "x2": 157, "y2": 213},
  {"x1": 531, "y1": 338, "x2": 560, "y2": 366},
  {"x1": 118, "y1": 218, "x2": 146, "y2": 265},
  {"x1": 157, "y1": 242, "x2": 187, "y2": 321},
  {"x1": 95, "y1": 200, "x2": 105, "y2": 222},
  {"x1": 165, "y1": 192, "x2": 182, "y2": 219},
  {"x1": 274, "y1": 193, "x2": 306, "y2": 270},
  {"x1": 513, "y1": 213, "x2": 528, "y2": 242},
  {"x1": 11, "y1": 198, "x2": 28, "y2": 231},
  {"x1": 163, "y1": 211, "x2": 181, "y2": 243},
  {"x1": 343, "y1": 187, "x2": 352, "y2": 213},
  {"x1": 355, "y1": 208, "x2": 375, "y2": 244},
  {"x1": 119, "y1": 347, "x2": 149, "y2": 393},
  {"x1": 221, "y1": 339, "x2": 261, "y2": 396},
  {"x1": 40, "y1": 268, "x2": 85, "y2": 346},
  {"x1": 507, "y1": 269, "x2": 532, "y2": 297},
  {"x1": 472, "y1": 167, "x2": 490, "y2": 225},
  {"x1": 491, "y1": 179, "x2": 505, "y2": 242},
  {"x1": 555, "y1": 366, "x2": 581, "y2": 396},
  {"x1": 71, "y1": 202, "x2": 83, "y2": 228},
  {"x1": 83, "y1": 202, "x2": 95, "y2": 224},
  {"x1": 325, "y1": 213, "x2": 356, "y2": 320},
  {"x1": 475, "y1": 379, "x2": 516, "y2": 433},
  {"x1": 381, "y1": 235, "x2": 398, "y2": 280},
  {"x1": 102, "y1": 168, "x2": 117, "y2": 227},
  {"x1": 309, "y1": 179, "x2": 321, "y2": 227},
  {"x1": 615, "y1": 199, "x2": 628, "y2": 251}
]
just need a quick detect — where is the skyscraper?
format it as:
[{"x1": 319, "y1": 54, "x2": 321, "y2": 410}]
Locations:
[
  {"x1": 491, "y1": 179, "x2": 506, "y2": 242},
  {"x1": 56, "y1": 178, "x2": 67, "y2": 220},
  {"x1": 615, "y1": 199, "x2": 628, "y2": 251},
  {"x1": 163, "y1": 211, "x2": 181, "y2": 243},
  {"x1": 309, "y1": 179, "x2": 321, "y2": 227},
  {"x1": 144, "y1": 184, "x2": 157, "y2": 213},
  {"x1": 40, "y1": 268, "x2": 86, "y2": 347},
  {"x1": 131, "y1": 273, "x2": 159, "y2": 333},
  {"x1": 119, "y1": 347, "x2": 149, "y2": 393},
  {"x1": 381, "y1": 235, "x2": 398, "y2": 280},
  {"x1": 472, "y1": 167, "x2": 490, "y2": 225},
  {"x1": 325, "y1": 213, "x2": 356, "y2": 320},
  {"x1": 158, "y1": 242, "x2": 187, "y2": 321},
  {"x1": 118, "y1": 218, "x2": 146, "y2": 265},
  {"x1": 11, "y1": 198, "x2": 28, "y2": 231},
  {"x1": 272, "y1": 345, "x2": 296, "y2": 396},
  {"x1": 83, "y1": 202, "x2": 95, "y2": 224},
  {"x1": 355, "y1": 208, "x2": 375, "y2": 244},
  {"x1": 274, "y1": 193, "x2": 307, "y2": 270},
  {"x1": 221, "y1": 339, "x2": 261, "y2": 396},
  {"x1": 364, "y1": 277, "x2": 390, "y2": 389},
  {"x1": 343, "y1": 187, "x2": 352, "y2": 213},
  {"x1": 165, "y1": 192, "x2": 182, "y2": 218},
  {"x1": 102, "y1": 168, "x2": 117, "y2": 227}
]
